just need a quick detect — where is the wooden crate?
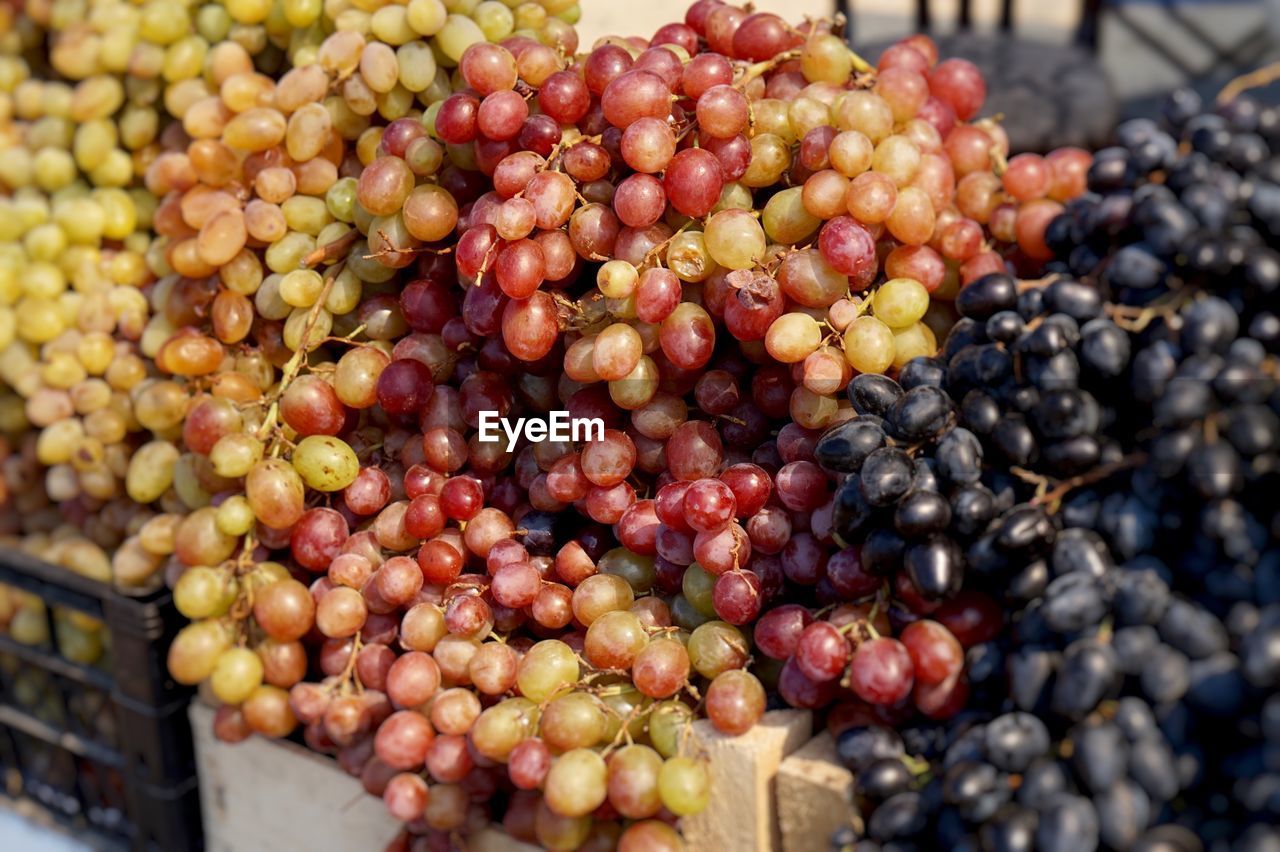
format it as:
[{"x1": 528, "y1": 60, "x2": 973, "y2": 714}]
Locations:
[
  {"x1": 683, "y1": 710, "x2": 813, "y2": 852},
  {"x1": 190, "y1": 703, "x2": 401, "y2": 852},
  {"x1": 192, "y1": 704, "x2": 840, "y2": 851},
  {"x1": 777, "y1": 732, "x2": 857, "y2": 852}
]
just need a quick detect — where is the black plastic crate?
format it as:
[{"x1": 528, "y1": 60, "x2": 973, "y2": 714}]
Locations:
[{"x1": 0, "y1": 548, "x2": 202, "y2": 851}]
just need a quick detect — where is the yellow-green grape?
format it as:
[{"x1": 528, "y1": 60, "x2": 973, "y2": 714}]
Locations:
[
  {"x1": 216, "y1": 495, "x2": 257, "y2": 537},
  {"x1": 657, "y1": 756, "x2": 711, "y2": 817},
  {"x1": 264, "y1": 231, "x2": 315, "y2": 274},
  {"x1": 291, "y1": 435, "x2": 359, "y2": 491},
  {"x1": 473, "y1": 1, "x2": 515, "y2": 40},
  {"x1": 596, "y1": 260, "x2": 638, "y2": 299},
  {"x1": 8, "y1": 605, "x2": 51, "y2": 646},
  {"x1": 709, "y1": 183, "x2": 752, "y2": 215},
  {"x1": 515, "y1": 639, "x2": 579, "y2": 702},
  {"x1": 55, "y1": 620, "x2": 105, "y2": 665},
  {"x1": 704, "y1": 209, "x2": 766, "y2": 270},
  {"x1": 174, "y1": 566, "x2": 235, "y2": 619},
  {"x1": 407, "y1": 0, "x2": 449, "y2": 36},
  {"x1": 762, "y1": 186, "x2": 820, "y2": 245},
  {"x1": 470, "y1": 696, "x2": 538, "y2": 762},
  {"x1": 543, "y1": 748, "x2": 607, "y2": 818},
  {"x1": 122, "y1": 441, "x2": 177, "y2": 502},
  {"x1": 789, "y1": 96, "x2": 831, "y2": 140},
  {"x1": 872, "y1": 277, "x2": 931, "y2": 329},
  {"x1": 666, "y1": 231, "x2": 717, "y2": 283},
  {"x1": 283, "y1": 0, "x2": 323, "y2": 28},
  {"x1": 765, "y1": 313, "x2": 823, "y2": 364},
  {"x1": 741, "y1": 133, "x2": 791, "y2": 187},
  {"x1": 278, "y1": 268, "x2": 326, "y2": 308},
  {"x1": 801, "y1": 32, "x2": 855, "y2": 84},
  {"x1": 210, "y1": 647, "x2": 265, "y2": 704},
  {"x1": 891, "y1": 322, "x2": 937, "y2": 369},
  {"x1": 167, "y1": 619, "x2": 233, "y2": 685},
  {"x1": 210, "y1": 433, "x2": 264, "y2": 478},
  {"x1": 283, "y1": 305, "x2": 332, "y2": 351},
  {"x1": 843, "y1": 315, "x2": 896, "y2": 375},
  {"x1": 435, "y1": 14, "x2": 486, "y2": 62},
  {"x1": 224, "y1": 0, "x2": 273, "y2": 26}
]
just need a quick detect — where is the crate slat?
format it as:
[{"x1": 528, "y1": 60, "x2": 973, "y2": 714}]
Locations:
[
  {"x1": 777, "y1": 732, "x2": 856, "y2": 852},
  {"x1": 681, "y1": 709, "x2": 812, "y2": 852},
  {"x1": 190, "y1": 704, "x2": 400, "y2": 852}
]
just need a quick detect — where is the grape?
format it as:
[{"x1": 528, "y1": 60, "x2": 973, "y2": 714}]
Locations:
[
  {"x1": 688, "y1": 621, "x2": 749, "y2": 679},
  {"x1": 544, "y1": 748, "x2": 608, "y2": 818},
  {"x1": 374, "y1": 709, "x2": 434, "y2": 770},
  {"x1": 516, "y1": 640, "x2": 580, "y2": 702},
  {"x1": 584, "y1": 610, "x2": 648, "y2": 670},
  {"x1": 607, "y1": 744, "x2": 664, "y2": 819},
  {"x1": 632, "y1": 637, "x2": 691, "y2": 698},
  {"x1": 540, "y1": 691, "x2": 608, "y2": 751},
  {"x1": 664, "y1": 148, "x2": 725, "y2": 218},
  {"x1": 844, "y1": 316, "x2": 897, "y2": 374},
  {"x1": 900, "y1": 619, "x2": 964, "y2": 685},
  {"x1": 657, "y1": 756, "x2": 710, "y2": 816},
  {"x1": 253, "y1": 579, "x2": 315, "y2": 642},
  {"x1": 383, "y1": 773, "x2": 429, "y2": 822},
  {"x1": 705, "y1": 669, "x2": 766, "y2": 735},
  {"x1": 8, "y1": 6, "x2": 1121, "y2": 846},
  {"x1": 848, "y1": 638, "x2": 915, "y2": 705}
]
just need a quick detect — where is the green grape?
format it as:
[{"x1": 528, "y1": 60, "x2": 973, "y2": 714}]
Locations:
[
  {"x1": 539, "y1": 691, "x2": 609, "y2": 751},
  {"x1": 515, "y1": 640, "x2": 579, "y2": 702},
  {"x1": 842, "y1": 315, "x2": 896, "y2": 374},
  {"x1": 704, "y1": 209, "x2": 766, "y2": 270},
  {"x1": 872, "y1": 277, "x2": 930, "y2": 328},
  {"x1": 210, "y1": 646, "x2": 265, "y2": 704},
  {"x1": 291, "y1": 435, "x2": 359, "y2": 491},
  {"x1": 470, "y1": 697, "x2": 538, "y2": 762},
  {"x1": 598, "y1": 547, "x2": 655, "y2": 593},
  {"x1": 657, "y1": 756, "x2": 710, "y2": 817},
  {"x1": 543, "y1": 748, "x2": 607, "y2": 818},
  {"x1": 647, "y1": 699, "x2": 693, "y2": 758},
  {"x1": 174, "y1": 566, "x2": 234, "y2": 619},
  {"x1": 681, "y1": 564, "x2": 717, "y2": 619},
  {"x1": 687, "y1": 621, "x2": 749, "y2": 680}
]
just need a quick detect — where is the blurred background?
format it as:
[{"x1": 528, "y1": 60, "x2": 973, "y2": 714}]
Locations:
[{"x1": 580, "y1": 0, "x2": 1280, "y2": 149}]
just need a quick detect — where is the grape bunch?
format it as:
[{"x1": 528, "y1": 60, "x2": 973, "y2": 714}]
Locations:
[
  {"x1": 822, "y1": 86, "x2": 1279, "y2": 852},
  {"x1": 0, "y1": 0, "x2": 1123, "y2": 848}
]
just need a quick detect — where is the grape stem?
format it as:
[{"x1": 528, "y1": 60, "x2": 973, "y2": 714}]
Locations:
[
  {"x1": 1106, "y1": 288, "x2": 1192, "y2": 332},
  {"x1": 734, "y1": 49, "x2": 803, "y2": 90},
  {"x1": 256, "y1": 259, "x2": 344, "y2": 445},
  {"x1": 1030, "y1": 453, "x2": 1148, "y2": 511},
  {"x1": 301, "y1": 228, "x2": 359, "y2": 268},
  {"x1": 601, "y1": 701, "x2": 649, "y2": 755},
  {"x1": 1217, "y1": 60, "x2": 1280, "y2": 104},
  {"x1": 1016, "y1": 274, "x2": 1060, "y2": 292},
  {"x1": 640, "y1": 219, "x2": 693, "y2": 270},
  {"x1": 334, "y1": 633, "x2": 364, "y2": 695}
]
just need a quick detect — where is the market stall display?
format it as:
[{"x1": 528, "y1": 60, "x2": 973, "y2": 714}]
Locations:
[{"x1": 0, "y1": 1, "x2": 1276, "y2": 850}]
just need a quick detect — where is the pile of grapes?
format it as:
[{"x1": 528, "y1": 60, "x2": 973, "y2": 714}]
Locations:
[
  {"x1": 0, "y1": 0, "x2": 1274, "y2": 849},
  {"x1": 821, "y1": 90, "x2": 1280, "y2": 851}
]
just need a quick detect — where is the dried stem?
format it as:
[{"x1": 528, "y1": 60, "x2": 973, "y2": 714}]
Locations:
[
  {"x1": 1217, "y1": 60, "x2": 1280, "y2": 104},
  {"x1": 302, "y1": 228, "x2": 359, "y2": 268},
  {"x1": 1031, "y1": 453, "x2": 1148, "y2": 511}
]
